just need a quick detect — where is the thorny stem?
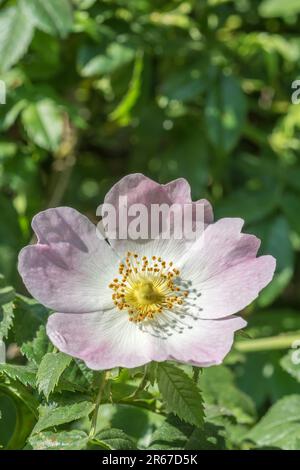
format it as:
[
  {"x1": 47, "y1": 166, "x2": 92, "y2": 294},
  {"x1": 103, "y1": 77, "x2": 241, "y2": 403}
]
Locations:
[{"x1": 90, "y1": 371, "x2": 109, "y2": 438}]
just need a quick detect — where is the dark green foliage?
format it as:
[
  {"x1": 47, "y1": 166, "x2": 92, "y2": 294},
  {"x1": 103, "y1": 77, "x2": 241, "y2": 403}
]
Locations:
[{"x1": 0, "y1": 0, "x2": 300, "y2": 450}]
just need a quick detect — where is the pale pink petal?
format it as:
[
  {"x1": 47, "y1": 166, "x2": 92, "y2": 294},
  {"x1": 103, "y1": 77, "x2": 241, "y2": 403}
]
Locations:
[
  {"x1": 18, "y1": 207, "x2": 119, "y2": 313},
  {"x1": 179, "y1": 218, "x2": 275, "y2": 319},
  {"x1": 149, "y1": 315, "x2": 247, "y2": 366},
  {"x1": 104, "y1": 237, "x2": 189, "y2": 269},
  {"x1": 181, "y1": 218, "x2": 262, "y2": 282},
  {"x1": 47, "y1": 310, "x2": 154, "y2": 369},
  {"x1": 103, "y1": 173, "x2": 213, "y2": 247},
  {"x1": 105, "y1": 174, "x2": 191, "y2": 207},
  {"x1": 195, "y1": 198, "x2": 214, "y2": 224},
  {"x1": 186, "y1": 256, "x2": 275, "y2": 320},
  {"x1": 161, "y1": 177, "x2": 192, "y2": 202},
  {"x1": 47, "y1": 309, "x2": 246, "y2": 369}
]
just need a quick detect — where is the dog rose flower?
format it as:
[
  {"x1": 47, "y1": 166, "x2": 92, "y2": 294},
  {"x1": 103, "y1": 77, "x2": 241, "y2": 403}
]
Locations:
[{"x1": 18, "y1": 174, "x2": 276, "y2": 370}]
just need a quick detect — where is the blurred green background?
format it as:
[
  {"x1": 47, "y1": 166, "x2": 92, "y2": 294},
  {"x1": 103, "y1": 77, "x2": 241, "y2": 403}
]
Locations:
[{"x1": 1, "y1": 0, "x2": 300, "y2": 425}]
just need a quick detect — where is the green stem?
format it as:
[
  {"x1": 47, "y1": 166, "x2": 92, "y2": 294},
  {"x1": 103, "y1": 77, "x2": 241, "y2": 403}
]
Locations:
[
  {"x1": 235, "y1": 332, "x2": 300, "y2": 353},
  {"x1": 192, "y1": 366, "x2": 201, "y2": 383},
  {"x1": 89, "y1": 371, "x2": 109, "y2": 438}
]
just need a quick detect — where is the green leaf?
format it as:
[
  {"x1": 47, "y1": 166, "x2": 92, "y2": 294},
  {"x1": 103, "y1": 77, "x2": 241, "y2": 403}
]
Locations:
[
  {"x1": 246, "y1": 309, "x2": 300, "y2": 338},
  {"x1": 0, "y1": 393, "x2": 16, "y2": 448},
  {"x1": 280, "y1": 350, "x2": 300, "y2": 382},
  {"x1": 246, "y1": 395, "x2": 300, "y2": 450},
  {"x1": 236, "y1": 350, "x2": 300, "y2": 410},
  {"x1": 94, "y1": 403, "x2": 164, "y2": 442},
  {"x1": 0, "y1": 275, "x2": 16, "y2": 305},
  {"x1": 21, "y1": 99, "x2": 64, "y2": 151},
  {"x1": 0, "y1": 383, "x2": 37, "y2": 449},
  {"x1": 215, "y1": 189, "x2": 278, "y2": 224},
  {"x1": 281, "y1": 192, "x2": 300, "y2": 235},
  {"x1": 21, "y1": 325, "x2": 53, "y2": 366},
  {"x1": 157, "y1": 362, "x2": 204, "y2": 428},
  {"x1": 32, "y1": 401, "x2": 95, "y2": 434},
  {"x1": 0, "y1": 195, "x2": 24, "y2": 282},
  {"x1": 254, "y1": 216, "x2": 294, "y2": 306},
  {"x1": 160, "y1": 65, "x2": 207, "y2": 102},
  {"x1": 13, "y1": 296, "x2": 49, "y2": 346},
  {"x1": 286, "y1": 166, "x2": 300, "y2": 193},
  {"x1": 0, "y1": 277, "x2": 14, "y2": 342},
  {"x1": 37, "y1": 352, "x2": 72, "y2": 399},
  {"x1": 109, "y1": 52, "x2": 143, "y2": 126},
  {"x1": 0, "y1": 99, "x2": 28, "y2": 132},
  {"x1": 78, "y1": 43, "x2": 135, "y2": 77},
  {"x1": 0, "y1": 364, "x2": 36, "y2": 388},
  {"x1": 21, "y1": 0, "x2": 73, "y2": 38},
  {"x1": 159, "y1": 127, "x2": 209, "y2": 196},
  {"x1": 260, "y1": 0, "x2": 300, "y2": 17},
  {"x1": 205, "y1": 73, "x2": 247, "y2": 154},
  {"x1": 29, "y1": 430, "x2": 88, "y2": 450},
  {"x1": 93, "y1": 428, "x2": 137, "y2": 450},
  {"x1": 258, "y1": 268, "x2": 292, "y2": 308},
  {"x1": 149, "y1": 416, "x2": 225, "y2": 450},
  {"x1": 0, "y1": 4, "x2": 34, "y2": 72},
  {"x1": 0, "y1": 340, "x2": 5, "y2": 363},
  {"x1": 199, "y1": 366, "x2": 256, "y2": 424},
  {"x1": 0, "y1": 302, "x2": 14, "y2": 341},
  {"x1": 74, "y1": 360, "x2": 96, "y2": 387},
  {"x1": 60, "y1": 359, "x2": 97, "y2": 392}
]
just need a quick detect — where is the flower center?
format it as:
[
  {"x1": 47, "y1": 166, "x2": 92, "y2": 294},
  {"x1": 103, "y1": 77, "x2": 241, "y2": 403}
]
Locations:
[
  {"x1": 109, "y1": 252, "x2": 188, "y2": 323},
  {"x1": 131, "y1": 281, "x2": 164, "y2": 305}
]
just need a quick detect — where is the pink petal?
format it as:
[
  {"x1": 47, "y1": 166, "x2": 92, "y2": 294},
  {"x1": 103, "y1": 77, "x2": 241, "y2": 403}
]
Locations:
[
  {"x1": 103, "y1": 173, "x2": 213, "y2": 245},
  {"x1": 195, "y1": 198, "x2": 214, "y2": 224},
  {"x1": 105, "y1": 174, "x2": 191, "y2": 207},
  {"x1": 189, "y1": 256, "x2": 276, "y2": 319},
  {"x1": 47, "y1": 309, "x2": 246, "y2": 369},
  {"x1": 181, "y1": 218, "x2": 261, "y2": 281},
  {"x1": 181, "y1": 218, "x2": 276, "y2": 319},
  {"x1": 18, "y1": 207, "x2": 119, "y2": 313},
  {"x1": 150, "y1": 315, "x2": 247, "y2": 366},
  {"x1": 47, "y1": 310, "x2": 154, "y2": 369}
]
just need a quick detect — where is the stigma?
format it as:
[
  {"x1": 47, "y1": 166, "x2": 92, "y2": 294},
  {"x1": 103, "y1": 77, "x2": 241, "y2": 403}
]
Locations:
[{"x1": 109, "y1": 252, "x2": 188, "y2": 323}]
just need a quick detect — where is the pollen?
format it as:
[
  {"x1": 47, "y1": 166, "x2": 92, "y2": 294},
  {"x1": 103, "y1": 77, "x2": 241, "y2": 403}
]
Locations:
[{"x1": 109, "y1": 253, "x2": 188, "y2": 323}]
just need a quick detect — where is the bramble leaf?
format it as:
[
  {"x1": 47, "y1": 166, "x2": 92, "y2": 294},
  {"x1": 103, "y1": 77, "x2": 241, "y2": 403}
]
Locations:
[
  {"x1": 32, "y1": 401, "x2": 95, "y2": 434},
  {"x1": 37, "y1": 352, "x2": 72, "y2": 399},
  {"x1": 157, "y1": 363, "x2": 204, "y2": 428},
  {"x1": 29, "y1": 430, "x2": 88, "y2": 450}
]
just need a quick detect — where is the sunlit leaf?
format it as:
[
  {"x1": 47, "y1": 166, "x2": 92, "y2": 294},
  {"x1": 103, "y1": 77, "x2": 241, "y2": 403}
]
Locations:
[
  {"x1": 93, "y1": 428, "x2": 137, "y2": 450},
  {"x1": 260, "y1": 0, "x2": 300, "y2": 17},
  {"x1": 157, "y1": 363, "x2": 204, "y2": 428},
  {"x1": 199, "y1": 366, "x2": 256, "y2": 425},
  {"x1": 22, "y1": 0, "x2": 73, "y2": 38},
  {"x1": 78, "y1": 43, "x2": 135, "y2": 77},
  {"x1": 32, "y1": 401, "x2": 95, "y2": 434},
  {"x1": 21, "y1": 326, "x2": 53, "y2": 366},
  {"x1": 0, "y1": 4, "x2": 34, "y2": 72},
  {"x1": 280, "y1": 350, "x2": 300, "y2": 383},
  {"x1": 246, "y1": 395, "x2": 300, "y2": 449},
  {"x1": 0, "y1": 364, "x2": 36, "y2": 388},
  {"x1": 205, "y1": 73, "x2": 247, "y2": 154},
  {"x1": 21, "y1": 99, "x2": 64, "y2": 152},
  {"x1": 37, "y1": 352, "x2": 72, "y2": 399},
  {"x1": 149, "y1": 416, "x2": 225, "y2": 450},
  {"x1": 29, "y1": 430, "x2": 88, "y2": 450}
]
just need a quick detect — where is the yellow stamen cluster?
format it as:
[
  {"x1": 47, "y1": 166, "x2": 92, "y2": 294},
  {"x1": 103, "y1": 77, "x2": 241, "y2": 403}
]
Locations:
[{"x1": 109, "y1": 252, "x2": 188, "y2": 323}]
